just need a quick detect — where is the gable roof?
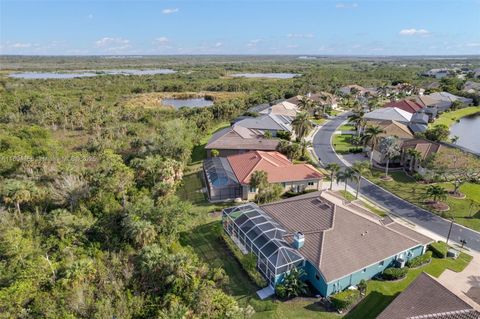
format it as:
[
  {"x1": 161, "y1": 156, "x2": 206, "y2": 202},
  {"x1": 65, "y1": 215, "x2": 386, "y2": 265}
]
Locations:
[
  {"x1": 260, "y1": 192, "x2": 433, "y2": 283},
  {"x1": 365, "y1": 120, "x2": 414, "y2": 139},
  {"x1": 384, "y1": 100, "x2": 424, "y2": 114},
  {"x1": 227, "y1": 151, "x2": 323, "y2": 185},
  {"x1": 205, "y1": 125, "x2": 279, "y2": 151},
  {"x1": 378, "y1": 273, "x2": 479, "y2": 319},
  {"x1": 415, "y1": 95, "x2": 445, "y2": 108},
  {"x1": 428, "y1": 92, "x2": 473, "y2": 104},
  {"x1": 364, "y1": 107, "x2": 413, "y2": 123},
  {"x1": 401, "y1": 138, "x2": 448, "y2": 160},
  {"x1": 260, "y1": 101, "x2": 300, "y2": 117},
  {"x1": 235, "y1": 114, "x2": 293, "y2": 132}
]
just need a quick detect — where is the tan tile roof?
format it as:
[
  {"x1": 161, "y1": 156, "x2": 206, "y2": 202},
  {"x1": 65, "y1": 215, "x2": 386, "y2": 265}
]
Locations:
[
  {"x1": 259, "y1": 192, "x2": 432, "y2": 283},
  {"x1": 261, "y1": 101, "x2": 300, "y2": 117},
  {"x1": 378, "y1": 273, "x2": 479, "y2": 319},
  {"x1": 401, "y1": 138, "x2": 446, "y2": 160},
  {"x1": 366, "y1": 120, "x2": 414, "y2": 139},
  {"x1": 227, "y1": 151, "x2": 323, "y2": 184},
  {"x1": 205, "y1": 125, "x2": 279, "y2": 151}
]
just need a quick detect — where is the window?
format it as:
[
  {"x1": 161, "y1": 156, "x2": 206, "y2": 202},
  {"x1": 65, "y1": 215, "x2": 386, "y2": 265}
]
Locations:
[
  {"x1": 308, "y1": 181, "x2": 314, "y2": 186},
  {"x1": 362, "y1": 268, "x2": 367, "y2": 273},
  {"x1": 379, "y1": 260, "x2": 384, "y2": 267},
  {"x1": 315, "y1": 273, "x2": 320, "y2": 280},
  {"x1": 249, "y1": 187, "x2": 257, "y2": 193}
]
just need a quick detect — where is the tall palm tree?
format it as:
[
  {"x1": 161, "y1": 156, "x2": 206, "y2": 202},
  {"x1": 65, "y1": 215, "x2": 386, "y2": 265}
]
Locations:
[
  {"x1": 379, "y1": 136, "x2": 401, "y2": 178},
  {"x1": 347, "y1": 111, "x2": 365, "y2": 135},
  {"x1": 326, "y1": 163, "x2": 341, "y2": 190},
  {"x1": 297, "y1": 96, "x2": 314, "y2": 113},
  {"x1": 299, "y1": 138, "x2": 312, "y2": 160},
  {"x1": 292, "y1": 112, "x2": 313, "y2": 140},
  {"x1": 336, "y1": 167, "x2": 355, "y2": 192},
  {"x1": 351, "y1": 161, "x2": 370, "y2": 199},
  {"x1": 361, "y1": 125, "x2": 385, "y2": 166},
  {"x1": 405, "y1": 148, "x2": 422, "y2": 172}
]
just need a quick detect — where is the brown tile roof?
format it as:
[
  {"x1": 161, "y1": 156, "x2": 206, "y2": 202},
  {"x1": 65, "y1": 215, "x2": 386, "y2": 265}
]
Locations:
[
  {"x1": 259, "y1": 192, "x2": 433, "y2": 283},
  {"x1": 205, "y1": 125, "x2": 279, "y2": 151},
  {"x1": 387, "y1": 223, "x2": 434, "y2": 246},
  {"x1": 261, "y1": 101, "x2": 299, "y2": 117},
  {"x1": 384, "y1": 100, "x2": 424, "y2": 114},
  {"x1": 227, "y1": 151, "x2": 323, "y2": 185},
  {"x1": 286, "y1": 92, "x2": 338, "y2": 106},
  {"x1": 366, "y1": 120, "x2": 414, "y2": 139},
  {"x1": 401, "y1": 138, "x2": 447, "y2": 160},
  {"x1": 415, "y1": 95, "x2": 443, "y2": 107},
  {"x1": 377, "y1": 273, "x2": 479, "y2": 319}
]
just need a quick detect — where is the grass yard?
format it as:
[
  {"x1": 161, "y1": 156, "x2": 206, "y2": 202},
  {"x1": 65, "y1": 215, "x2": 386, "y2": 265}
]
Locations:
[
  {"x1": 367, "y1": 170, "x2": 480, "y2": 231},
  {"x1": 339, "y1": 190, "x2": 387, "y2": 217},
  {"x1": 432, "y1": 106, "x2": 480, "y2": 128},
  {"x1": 189, "y1": 121, "x2": 230, "y2": 170},
  {"x1": 332, "y1": 134, "x2": 355, "y2": 154},
  {"x1": 338, "y1": 124, "x2": 355, "y2": 132},
  {"x1": 346, "y1": 252, "x2": 472, "y2": 318}
]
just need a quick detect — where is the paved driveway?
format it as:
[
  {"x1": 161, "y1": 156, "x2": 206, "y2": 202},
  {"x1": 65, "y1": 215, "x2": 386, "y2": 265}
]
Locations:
[{"x1": 312, "y1": 113, "x2": 480, "y2": 252}]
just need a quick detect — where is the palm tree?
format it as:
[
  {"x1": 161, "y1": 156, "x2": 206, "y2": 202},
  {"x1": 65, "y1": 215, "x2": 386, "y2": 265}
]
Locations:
[
  {"x1": 379, "y1": 136, "x2": 401, "y2": 178},
  {"x1": 50, "y1": 174, "x2": 90, "y2": 212},
  {"x1": 351, "y1": 161, "x2": 370, "y2": 199},
  {"x1": 297, "y1": 96, "x2": 314, "y2": 113},
  {"x1": 336, "y1": 167, "x2": 355, "y2": 192},
  {"x1": 250, "y1": 170, "x2": 268, "y2": 192},
  {"x1": 361, "y1": 125, "x2": 385, "y2": 166},
  {"x1": 405, "y1": 148, "x2": 422, "y2": 172},
  {"x1": 299, "y1": 138, "x2": 312, "y2": 159},
  {"x1": 426, "y1": 185, "x2": 448, "y2": 204},
  {"x1": 275, "y1": 267, "x2": 308, "y2": 299},
  {"x1": 292, "y1": 112, "x2": 313, "y2": 140},
  {"x1": 347, "y1": 111, "x2": 365, "y2": 135},
  {"x1": 326, "y1": 163, "x2": 341, "y2": 190},
  {"x1": 0, "y1": 179, "x2": 38, "y2": 214}
]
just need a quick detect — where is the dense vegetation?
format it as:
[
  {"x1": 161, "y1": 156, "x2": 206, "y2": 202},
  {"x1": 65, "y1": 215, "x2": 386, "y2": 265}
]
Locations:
[{"x1": 0, "y1": 55, "x2": 479, "y2": 318}]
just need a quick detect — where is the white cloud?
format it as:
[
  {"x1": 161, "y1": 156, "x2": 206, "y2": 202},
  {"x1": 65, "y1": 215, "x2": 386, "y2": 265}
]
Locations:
[
  {"x1": 247, "y1": 39, "x2": 261, "y2": 48},
  {"x1": 399, "y1": 28, "x2": 430, "y2": 36},
  {"x1": 11, "y1": 42, "x2": 32, "y2": 48},
  {"x1": 94, "y1": 37, "x2": 131, "y2": 51},
  {"x1": 336, "y1": 3, "x2": 359, "y2": 9},
  {"x1": 155, "y1": 36, "x2": 169, "y2": 45},
  {"x1": 162, "y1": 8, "x2": 179, "y2": 14},
  {"x1": 287, "y1": 33, "x2": 314, "y2": 39}
]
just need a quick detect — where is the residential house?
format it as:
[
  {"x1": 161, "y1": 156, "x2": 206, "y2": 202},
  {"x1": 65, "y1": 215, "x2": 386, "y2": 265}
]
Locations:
[
  {"x1": 408, "y1": 113, "x2": 430, "y2": 134},
  {"x1": 286, "y1": 92, "x2": 340, "y2": 110},
  {"x1": 222, "y1": 192, "x2": 433, "y2": 296},
  {"x1": 205, "y1": 125, "x2": 279, "y2": 157},
  {"x1": 234, "y1": 113, "x2": 294, "y2": 137},
  {"x1": 384, "y1": 100, "x2": 424, "y2": 114},
  {"x1": 413, "y1": 95, "x2": 440, "y2": 120},
  {"x1": 204, "y1": 151, "x2": 322, "y2": 201},
  {"x1": 463, "y1": 81, "x2": 480, "y2": 94},
  {"x1": 428, "y1": 92, "x2": 474, "y2": 110},
  {"x1": 422, "y1": 68, "x2": 453, "y2": 79},
  {"x1": 259, "y1": 101, "x2": 300, "y2": 117},
  {"x1": 364, "y1": 107, "x2": 413, "y2": 125},
  {"x1": 338, "y1": 85, "x2": 375, "y2": 97},
  {"x1": 378, "y1": 272, "x2": 479, "y2": 319},
  {"x1": 400, "y1": 138, "x2": 449, "y2": 175}
]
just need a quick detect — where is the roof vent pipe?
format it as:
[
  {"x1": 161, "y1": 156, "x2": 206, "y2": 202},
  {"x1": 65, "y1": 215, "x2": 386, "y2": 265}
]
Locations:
[{"x1": 293, "y1": 232, "x2": 305, "y2": 249}]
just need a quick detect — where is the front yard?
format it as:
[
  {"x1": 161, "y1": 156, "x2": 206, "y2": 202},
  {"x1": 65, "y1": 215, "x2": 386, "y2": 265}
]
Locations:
[
  {"x1": 332, "y1": 134, "x2": 356, "y2": 154},
  {"x1": 367, "y1": 170, "x2": 480, "y2": 231}
]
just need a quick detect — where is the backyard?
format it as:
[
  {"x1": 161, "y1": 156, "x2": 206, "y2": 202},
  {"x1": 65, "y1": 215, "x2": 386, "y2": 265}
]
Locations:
[
  {"x1": 432, "y1": 106, "x2": 480, "y2": 128},
  {"x1": 367, "y1": 170, "x2": 480, "y2": 231}
]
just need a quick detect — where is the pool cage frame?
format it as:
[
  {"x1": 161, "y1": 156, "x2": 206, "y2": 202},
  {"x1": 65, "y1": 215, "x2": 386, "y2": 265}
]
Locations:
[
  {"x1": 222, "y1": 203, "x2": 305, "y2": 286},
  {"x1": 203, "y1": 157, "x2": 243, "y2": 201}
]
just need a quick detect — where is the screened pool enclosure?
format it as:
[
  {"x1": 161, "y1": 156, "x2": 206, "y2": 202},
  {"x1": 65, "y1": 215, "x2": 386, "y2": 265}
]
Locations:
[
  {"x1": 222, "y1": 203, "x2": 305, "y2": 285},
  {"x1": 203, "y1": 157, "x2": 242, "y2": 201}
]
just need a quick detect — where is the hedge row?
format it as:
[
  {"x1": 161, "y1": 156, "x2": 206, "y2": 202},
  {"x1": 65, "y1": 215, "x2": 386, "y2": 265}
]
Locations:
[
  {"x1": 221, "y1": 233, "x2": 268, "y2": 287},
  {"x1": 429, "y1": 241, "x2": 449, "y2": 258},
  {"x1": 382, "y1": 267, "x2": 408, "y2": 281},
  {"x1": 330, "y1": 289, "x2": 361, "y2": 311},
  {"x1": 406, "y1": 251, "x2": 432, "y2": 268}
]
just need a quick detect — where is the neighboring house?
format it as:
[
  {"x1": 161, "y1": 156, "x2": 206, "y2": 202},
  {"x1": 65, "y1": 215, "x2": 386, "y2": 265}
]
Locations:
[
  {"x1": 205, "y1": 125, "x2": 279, "y2": 157},
  {"x1": 378, "y1": 272, "x2": 479, "y2": 319},
  {"x1": 414, "y1": 95, "x2": 440, "y2": 120},
  {"x1": 400, "y1": 138, "x2": 449, "y2": 175},
  {"x1": 204, "y1": 151, "x2": 322, "y2": 201},
  {"x1": 234, "y1": 113, "x2": 294, "y2": 137},
  {"x1": 246, "y1": 102, "x2": 272, "y2": 114},
  {"x1": 338, "y1": 84, "x2": 374, "y2": 96},
  {"x1": 422, "y1": 68, "x2": 452, "y2": 79},
  {"x1": 222, "y1": 192, "x2": 433, "y2": 296},
  {"x1": 286, "y1": 92, "x2": 339, "y2": 110},
  {"x1": 428, "y1": 92, "x2": 474, "y2": 107},
  {"x1": 260, "y1": 101, "x2": 300, "y2": 117},
  {"x1": 384, "y1": 100, "x2": 424, "y2": 114},
  {"x1": 408, "y1": 113, "x2": 430, "y2": 134},
  {"x1": 463, "y1": 81, "x2": 480, "y2": 94},
  {"x1": 364, "y1": 107, "x2": 413, "y2": 124},
  {"x1": 473, "y1": 68, "x2": 480, "y2": 79}
]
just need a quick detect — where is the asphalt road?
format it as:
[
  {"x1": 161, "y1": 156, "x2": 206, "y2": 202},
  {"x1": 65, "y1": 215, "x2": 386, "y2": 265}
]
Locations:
[{"x1": 313, "y1": 113, "x2": 480, "y2": 252}]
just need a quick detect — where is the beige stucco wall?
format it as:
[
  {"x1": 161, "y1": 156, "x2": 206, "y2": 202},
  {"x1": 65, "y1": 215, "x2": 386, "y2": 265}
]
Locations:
[{"x1": 243, "y1": 179, "x2": 321, "y2": 200}]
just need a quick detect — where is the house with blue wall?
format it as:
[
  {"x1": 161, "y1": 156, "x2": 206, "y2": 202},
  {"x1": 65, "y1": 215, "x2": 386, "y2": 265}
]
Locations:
[{"x1": 222, "y1": 191, "x2": 433, "y2": 297}]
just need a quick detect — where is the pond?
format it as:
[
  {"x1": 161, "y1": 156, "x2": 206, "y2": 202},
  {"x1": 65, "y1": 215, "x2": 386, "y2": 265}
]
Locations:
[
  {"x1": 162, "y1": 98, "x2": 214, "y2": 108},
  {"x1": 231, "y1": 73, "x2": 299, "y2": 79},
  {"x1": 9, "y1": 69, "x2": 176, "y2": 79},
  {"x1": 450, "y1": 113, "x2": 480, "y2": 153}
]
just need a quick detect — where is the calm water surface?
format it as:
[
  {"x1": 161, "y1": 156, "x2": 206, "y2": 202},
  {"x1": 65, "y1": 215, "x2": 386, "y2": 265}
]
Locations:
[
  {"x1": 450, "y1": 113, "x2": 480, "y2": 153},
  {"x1": 162, "y1": 98, "x2": 214, "y2": 108},
  {"x1": 231, "y1": 73, "x2": 299, "y2": 79},
  {"x1": 9, "y1": 69, "x2": 176, "y2": 79}
]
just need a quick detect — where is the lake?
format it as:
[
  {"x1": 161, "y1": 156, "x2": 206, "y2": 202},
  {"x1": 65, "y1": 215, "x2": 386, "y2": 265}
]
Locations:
[
  {"x1": 9, "y1": 69, "x2": 176, "y2": 79},
  {"x1": 162, "y1": 98, "x2": 214, "y2": 108},
  {"x1": 231, "y1": 73, "x2": 299, "y2": 79},
  {"x1": 450, "y1": 113, "x2": 480, "y2": 153}
]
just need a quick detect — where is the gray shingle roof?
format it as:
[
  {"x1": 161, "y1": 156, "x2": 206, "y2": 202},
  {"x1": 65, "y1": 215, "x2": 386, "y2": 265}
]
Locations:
[
  {"x1": 205, "y1": 125, "x2": 279, "y2": 151},
  {"x1": 378, "y1": 273, "x2": 479, "y2": 319},
  {"x1": 235, "y1": 114, "x2": 293, "y2": 132}
]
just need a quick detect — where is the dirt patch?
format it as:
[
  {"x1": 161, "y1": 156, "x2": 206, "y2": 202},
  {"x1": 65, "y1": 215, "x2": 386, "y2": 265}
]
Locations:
[
  {"x1": 425, "y1": 200, "x2": 450, "y2": 212},
  {"x1": 380, "y1": 175, "x2": 394, "y2": 181},
  {"x1": 448, "y1": 191, "x2": 466, "y2": 199}
]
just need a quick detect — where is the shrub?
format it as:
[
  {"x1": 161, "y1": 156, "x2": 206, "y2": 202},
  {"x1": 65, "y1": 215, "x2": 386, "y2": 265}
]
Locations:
[
  {"x1": 330, "y1": 289, "x2": 361, "y2": 311},
  {"x1": 276, "y1": 130, "x2": 291, "y2": 141},
  {"x1": 429, "y1": 241, "x2": 449, "y2": 258},
  {"x1": 406, "y1": 251, "x2": 432, "y2": 268},
  {"x1": 249, "y1": 298, "x2": 278, "y2": 312},
  {"x1": 221, "y1": 233, "x2": 267, "y2": 287},
  {"x1": 348, "y1": 147, "x2": 363, "y2": 154},
  {"x1": 382, "y1": 267, "x2": 408, "y2": 280}
]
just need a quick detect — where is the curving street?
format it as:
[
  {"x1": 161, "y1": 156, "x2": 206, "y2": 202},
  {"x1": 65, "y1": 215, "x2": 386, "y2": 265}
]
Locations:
[{"x1": 312, "y1": 113, "x2": 480, "y2": 252}]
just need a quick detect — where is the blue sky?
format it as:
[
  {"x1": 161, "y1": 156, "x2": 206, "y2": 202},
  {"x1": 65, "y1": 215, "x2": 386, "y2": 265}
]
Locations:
[{"x1": 1, "y1": 0, "x2": 479, "y2": 55}]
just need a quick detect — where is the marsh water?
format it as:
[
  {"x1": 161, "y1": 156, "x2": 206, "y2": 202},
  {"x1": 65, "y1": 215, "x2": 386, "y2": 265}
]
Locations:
[
  {"x1": 231, "y1": 73, "x2": 299, "y2": 79},
  {"x1": 9, "y1": 69, "x2": 176, "y2": 79},
  {"x1": 450, "y1": 113, "x2": 480, "y2": 153},
  {"x1": 162, "y1": 98, "x2": 214, "y2": 108}
]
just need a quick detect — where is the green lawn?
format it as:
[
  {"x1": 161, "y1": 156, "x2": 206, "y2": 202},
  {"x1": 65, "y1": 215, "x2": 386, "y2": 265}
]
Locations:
[
  {"x1": 339, "y1": 190, "x2": 387, "y2": 217},
  {"x1": 189, "y1": 121, "x2": 230, "y2": 170},
  {"x1": 312, "y1": 118, "x2": 327, "y2": 125},
  {"x1": 432, "y1": 106, "x2": 480, "y2": 128},
  {"x1": 346, "y1": 252, "x2": 472, "y2": 318},
  {"x1": 367, "y1": 170, "x2": 480, "y2": 231},
  {"x1": 338, "y1": 124, "x2": 355, "y2": 132},
  {"x1": 332, "y1": 134, "x2": 355, "y2": 154}
]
